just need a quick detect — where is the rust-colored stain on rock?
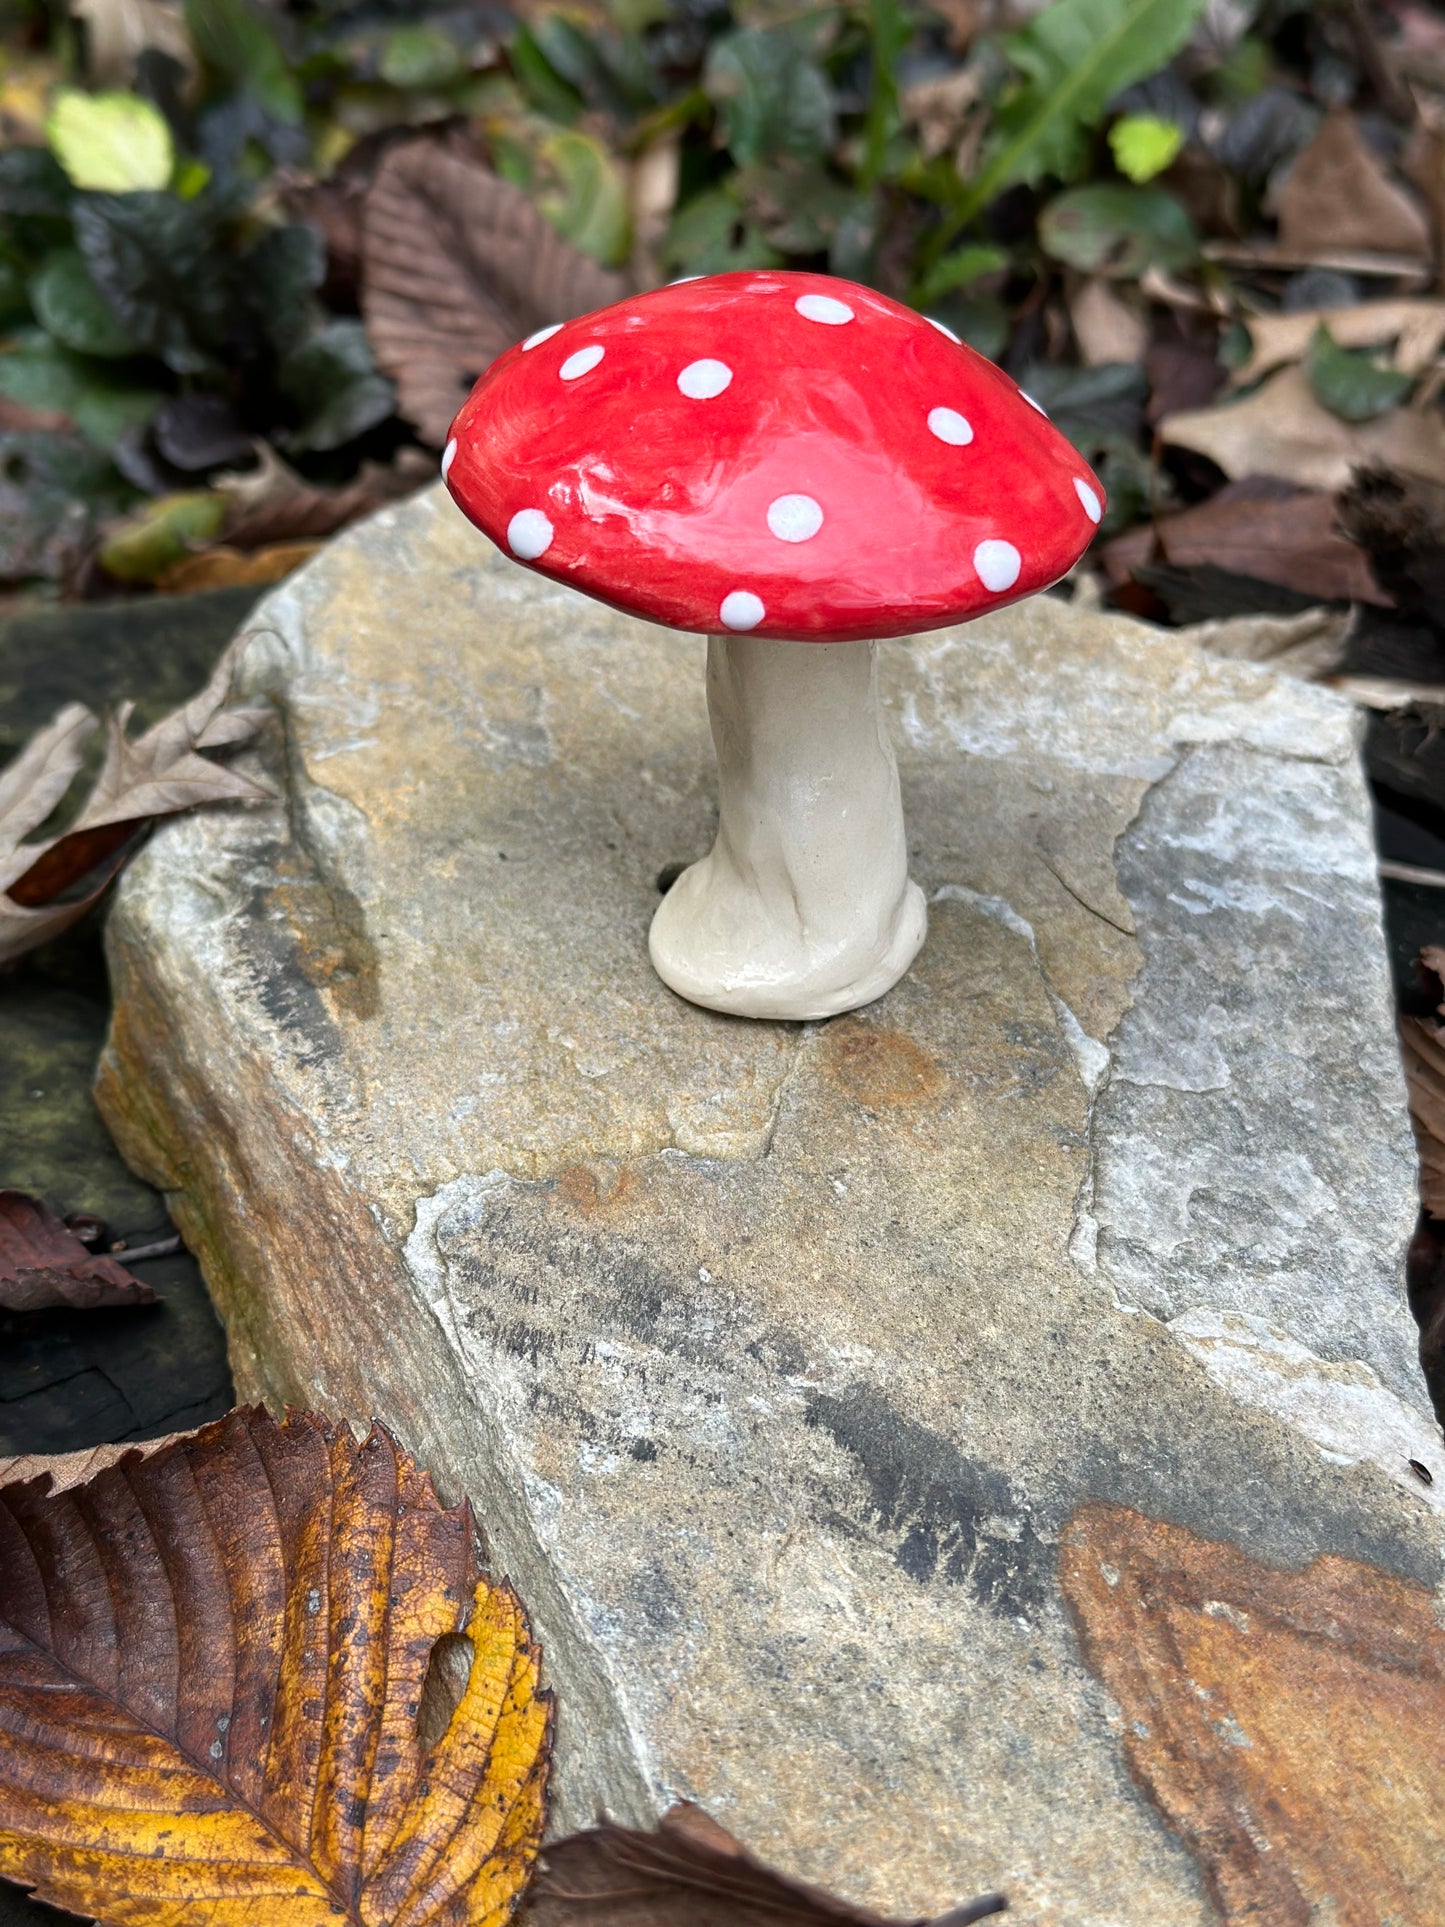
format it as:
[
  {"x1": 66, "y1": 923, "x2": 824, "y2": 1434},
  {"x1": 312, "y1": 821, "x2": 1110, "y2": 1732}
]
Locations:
[
  {"x1": 1061, "y1": 1502, "x2": 1445, "y2": 1926},
  {"x1": 819, "y1": 1019, "x2": 946, "y2": 1110}
]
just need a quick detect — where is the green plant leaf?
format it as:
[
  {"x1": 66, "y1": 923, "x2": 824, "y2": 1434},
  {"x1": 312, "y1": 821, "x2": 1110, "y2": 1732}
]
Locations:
[
  {"x1": 949, "y1": 0, "x2": 1208, "y2": 231},
  {"x1": 913, "y1": 243, "x2": 1009, "y2": 307},
  {"x1": 862, "y1": 0, "x2": 909, "y2": 186},
  {"x1": 1108, "y1": 113, "x2": 1184, "y2": 183},
  {"x1": 1305, "y1": 323, "x2": 1412, "y2": 424},
  {"x1": 279, "y1": 319, "x2": 394, "y2": 452},
  {"x1": 662, "y1": 186, "x2": 782, "y2": 275},
  {"x1": 0, "y1": 332, "x2": 160, "y2": 448},
  {"x1": 242, "y1": 220, "x2": 325, "y2": 358},
  {"x1": 508, "y1": 23, "x2": 584, "y2": 122},
  {"x1": 28, "y1": 250, "x2": 141, "y2": 358},
  {"x1": 1039, "y1": 182, "x2": 1196, "y2": 276},
  {"x1": 72, "y1": 191, "x2": 231, "y2": 374},
  {"x1": 45, "y1": 89, "x2": 174, "y2": 193},
  {"x1": 99, "y1": 489, "x2": 226, "y2": 584},
  {"x1": 378, "y1": 24, "x2": 466, "y2": 91},
  {"x1": 184, "y1": 0, "x2": 303, "y2": 125},
  {"x1": 703, "y1": 23, "x2": 836, "y2": 168},
  {"x1": 537, "y1": 129, "x2": 630, "y2": 269},
  {"x1": 0, "y1": 430, "x2": 134, "y2": 581},
  {"x1": 1017, "y1": 358, "x2": 1147, "y2": 449},
  {"x1": 0, "y1": 148, "x2": 73, "y2": 221}
]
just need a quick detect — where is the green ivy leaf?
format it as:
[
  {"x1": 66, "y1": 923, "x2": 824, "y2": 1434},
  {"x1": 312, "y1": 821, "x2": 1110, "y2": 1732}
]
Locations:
[
  {"x1": 0, "y1": 331, "x2": 160, "y2": 448},
  {"x1": 1038, "y1": 183, "x2": 1197, "y2": 276},
  {"x1": 704, "y1": 23, "x2": 837, "y2": 168},
  {"x1": 1305, "y1": 324, "x2": 1413, "y2": 424},
  {"x1": 183, "y1": 0, "x2": 303, "y2": 126},
  {"x1": 1108, "y1": 113, "x2": 1184, "y2": 183},
  {"x1": 279, "y1": 319, "x2": 394, "y2": 452},
  {"x1": 45, "y1": 89, "x2": 175, "y2": 193},
  {"x1": 99, "y1": 489, "x2": 226, "y2": 584},
  {"x1": 948, "y1": 0, "x2": 1208, "y2": 230},
  {"x1": 537, "y1": 129, "x2": 630, "y2": 270},
  {"x1": 28, "y1": 249, "x2": 142, "y2": 359}
]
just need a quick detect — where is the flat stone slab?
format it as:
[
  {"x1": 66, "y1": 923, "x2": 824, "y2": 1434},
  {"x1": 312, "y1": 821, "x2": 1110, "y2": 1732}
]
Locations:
[{"x1": 98, "y1": 486, "x2": 1442, "y2": 1923}]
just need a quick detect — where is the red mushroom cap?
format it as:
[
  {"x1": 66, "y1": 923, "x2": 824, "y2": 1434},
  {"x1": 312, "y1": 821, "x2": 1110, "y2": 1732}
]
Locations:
[{"x1": 443, "y1": 270, "x2": 1104, "y2": 643}]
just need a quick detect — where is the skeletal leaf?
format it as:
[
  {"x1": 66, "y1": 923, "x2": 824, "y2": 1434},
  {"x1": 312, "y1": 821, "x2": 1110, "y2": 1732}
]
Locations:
[
  {"x1": 0, "y1": 1190, "x2": 156, "y2": 1312},
  {"x1": 362, "y1": 141, "x2": 629, "y2": 446},
  {"x1": 0, "y1": 1408, "x2": 552, "y2": 1927}
]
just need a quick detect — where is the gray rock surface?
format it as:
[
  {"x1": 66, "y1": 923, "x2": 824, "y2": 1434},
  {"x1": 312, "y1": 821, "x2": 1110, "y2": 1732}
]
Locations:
[{"x1": 98, "y1": 486, "x2": 1439, "y2": 1924}]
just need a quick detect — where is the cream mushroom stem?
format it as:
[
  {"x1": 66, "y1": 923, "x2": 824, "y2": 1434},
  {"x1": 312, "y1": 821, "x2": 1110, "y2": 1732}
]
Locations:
[{"x1": 648, "y1": 632, "x2": 928, "y2": 1020}]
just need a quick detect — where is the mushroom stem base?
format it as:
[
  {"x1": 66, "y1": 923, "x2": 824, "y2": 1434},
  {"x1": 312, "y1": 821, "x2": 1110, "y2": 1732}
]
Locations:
[{"x1": 649, "y1": 634, "x2": 927, "y2": 1021}]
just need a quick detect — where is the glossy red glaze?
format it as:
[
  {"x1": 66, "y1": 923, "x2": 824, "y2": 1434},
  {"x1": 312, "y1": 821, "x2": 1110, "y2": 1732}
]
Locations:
[{"x1": 444, "y1": 269, "x2": 1104, "y2": 643}]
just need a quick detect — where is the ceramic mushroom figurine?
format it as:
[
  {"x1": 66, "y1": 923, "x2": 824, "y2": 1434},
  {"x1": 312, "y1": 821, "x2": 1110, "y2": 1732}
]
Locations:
[{"x1": 443, "y1": 270, "x2": 1103, "y2": 1021}]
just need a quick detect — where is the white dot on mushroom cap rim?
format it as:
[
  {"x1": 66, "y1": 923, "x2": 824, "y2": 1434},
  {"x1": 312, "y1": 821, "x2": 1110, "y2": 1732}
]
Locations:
[
  {"x1": 767, "y1": 494, "x2": 823, "y2": 542},
  {"x1": 1022, "y1": 390, "x2": 1048, "y2": 416},
  {"x1": 560, "y1": 344, "x2": 605, "y2": 380},
  {"x1": 974, "y1": 540, "x2": 1021, "y2": 593},
  {"x1": 795, "y1": 293, "x2": 854, "y2": 325},
  {"x1": 926, "y1": 317, "x2": 961, "y2": 343},
  {"x1": 678, "y1": 358, "x2": 732, "y2": 399},
  {"x1": 522, "y1": 323, "x2": 562, "y2": 350},
  {"x1": 928, "y1": 407, "x2": 973, "y2": 446},
  {"x1": 507, "y1": 509, "x2": 554, "y2": 560},
  {"x1": 440, "y1": 437, "x2": 457, "y2": 478},
  {"x1": 720, "y1": 590, "x2": 765, "y2": 631},
  {"x1": 1075, "y1": 477, "x2": 1102, "y2": 524}
]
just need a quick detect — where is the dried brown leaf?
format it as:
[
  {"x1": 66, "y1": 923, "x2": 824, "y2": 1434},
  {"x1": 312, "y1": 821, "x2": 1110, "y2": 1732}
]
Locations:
[
  {"x1": 1275, "y1": 113, "x2": 1431, "y2": 261},
  {"x1": 0, "y1": 1433, "x2": 182, "y2": 1494},
  {"x1": 157, "y1": 539, "x2": 323, "y2": 594},
  {"x1": 0, "y1": 1408, "x2": 552, "y2": 1927},
  {"x1": 522, "y1": 1804, "x2": 1005, "y2": 1927},
  {"x1": 0, "y1": 1190, "x2": 155, "y2": 1311},
  {"x1": 216, "y1": 442, "x2": 434, "y2": 550},
  {"x1": 1101, "y1": 482, "x2": 1385, "y2": 605},
  {"x1": 362, "y1": 141, "x2": 630, "y2": 446},
  {"x1": 1402, "y1": 945, "x2": 1445, "y2": 1219},
  {"x1": 1070, "y1": 278, "x2": 1148, "y2": 367},
  {"x1": 1160, "y1": 365, "x2": 1445, "y2": 493},
  {"x1": 0, "y1": 643, "x2": 269, "y2": 965}
]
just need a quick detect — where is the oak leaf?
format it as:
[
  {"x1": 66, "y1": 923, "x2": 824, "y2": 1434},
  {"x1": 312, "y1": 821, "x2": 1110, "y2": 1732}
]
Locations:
[
  {"x1": 523, "y1": 1803, "x2": 1006, "y2": 1926},
  {"x1": 0, "y1": 1190, "x2": 156, "y2": 1311},
  {"x1": 362, "y1": 141, "x2": 630, "y2": 447},
  {"x1": 0, "y1": 1407, "x2": 552, "y2": 1927},
  {"x1": 0, "y1": 639, "x2": 269, "y2": 965}
]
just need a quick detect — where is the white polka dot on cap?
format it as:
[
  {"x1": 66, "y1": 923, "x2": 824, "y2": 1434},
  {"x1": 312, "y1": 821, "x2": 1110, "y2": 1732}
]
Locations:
[
  {"x1": 1021, "y1": 390, "x2": 1048, "y2": 416},
  {"x1": 974, "y1": 540, "x2": 1021, "y2": 593},
  {"x1": 560, "y1": 344, "x2": 604, "y2": 380},
  {"x1": 720, "y1": 590, "x2": 765, "y2": 631},
  {"x1": 795, "y1": 293, "x2": 854, "y2": 325},
  {"x1": 926, "y1": 317, "x2": 961, "y2": 343},
  {"x1": 522, "y1": 323, "x2": 562, "y2": 351},
  {"x1": 508, "y1": 509, "x2": 554, "y2": 560},
  {"x1": 766, "y1": 494, "x2": 823, "y2": 542},
  {"x1": 1074, "y1": 477, "x2": 1102, "y2": 524},
  {"x1": 927, "y1": 407, "x2": 973, "y2": 446},
  {"x1": 440, "y1": 437, "x2": 458, "y2": 479},
  {"x1": 678, "y1": 358, "x2": 732, "y2": 399}
]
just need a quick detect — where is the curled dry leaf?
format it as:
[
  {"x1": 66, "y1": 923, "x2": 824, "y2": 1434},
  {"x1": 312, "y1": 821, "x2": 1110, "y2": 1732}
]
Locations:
[
  {"x1": 523, "y1": 1802, "x2": 1006, "y2": 1927},
  {"x1": 0, "y1": 1407, "x2": 552, "y2": 1926},
  {"x1": 1401, "y1": 945, "x2": 1445, "y2": 1220},
  {"x1": 0, "y1": 640, "x2": 270, "y2": 965},
  {"x1": 362, "y1": 141, "x2": 630, "y2": 447},
  {"x1": 1160, "y1": 365, "x2": 1445, "y2": 494},
  {"x1": 157, "y1": 539, "x2": 324, "y2": 594},
  {"x1": 215, "y1": 441, "x2": 435, "y2": 551},
  {"x1": 0, "y1": 1190, "x2": 156, "y2": 1312},
  {"x1": 0, "y1": 1433, "x2": 180, "y2": 1494}
]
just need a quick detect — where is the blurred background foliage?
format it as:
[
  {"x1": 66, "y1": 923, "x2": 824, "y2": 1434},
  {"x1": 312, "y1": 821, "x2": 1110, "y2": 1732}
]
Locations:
[{"x1": 0, "y1": 0, "x2": 1441, "y2": 607}]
